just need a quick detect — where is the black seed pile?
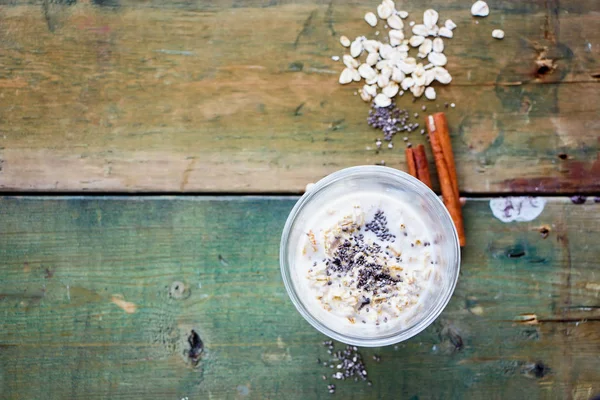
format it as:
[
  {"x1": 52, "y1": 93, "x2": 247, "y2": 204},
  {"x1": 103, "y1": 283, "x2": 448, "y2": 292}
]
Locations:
[
  {"x1": 319, "y1": 341, "x2": 374, "y2": 393},
  {"x1": 324, "y1": 210, "x2": 402, "y2": 296},
  {"x1": 364, "y1": 210, "x2": 396, "y2": 242},
  {"x1": 367, "y1": 103, "x2": 420, "y2": 141}
]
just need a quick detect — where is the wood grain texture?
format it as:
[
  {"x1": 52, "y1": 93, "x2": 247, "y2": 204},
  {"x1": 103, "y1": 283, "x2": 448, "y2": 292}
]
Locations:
[
  {"x1": 1, "y1": 196, "x2": 599, "y2": 399},
  {"x1": 0, "y1": 1, "x2": 598, "y2": 193}
]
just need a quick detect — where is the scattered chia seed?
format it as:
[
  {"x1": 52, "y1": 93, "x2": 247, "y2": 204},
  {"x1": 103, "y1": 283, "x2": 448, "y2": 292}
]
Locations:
[{"x1": 319, "y1": 341, "x2": 374, "y2": 393}]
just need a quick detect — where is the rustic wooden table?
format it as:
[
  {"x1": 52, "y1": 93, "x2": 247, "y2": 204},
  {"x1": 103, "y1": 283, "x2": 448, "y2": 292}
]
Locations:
[{"x1": 0, "y1": 0, "x2": 599, "y2": 399}]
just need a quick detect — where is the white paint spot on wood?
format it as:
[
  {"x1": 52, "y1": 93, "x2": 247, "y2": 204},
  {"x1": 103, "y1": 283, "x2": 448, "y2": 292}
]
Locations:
[
  {"x1": 261, "y1": 341, "x2": 292, "y2": 363},
  {"x1": 236, "y1": 385, "x2": 250, "y2": 397},
  {"x1": 276, "y1": 336, "x2": 286, "y2": 349},
  {"x1": 155, "y1": 49, "x2": 195, "y2": 56},
  {"x1": 111, "y1": 295, "x2": 137, "y2": 314},
  {"x1": 490, "y1": 197, "x2": 546, "y2": 222},
  {"x1": 514, "y1": 313, "x2": 539, "y2": 325},
  {"x1": 469, "y1": 305, "x2": 484, "y2": 316},
  {"x1": 585, "y1": 283, "x2": 600, "y2": 292},
  {"x1": 261, "y1": 351, "x2": 291, "y2": 363}
]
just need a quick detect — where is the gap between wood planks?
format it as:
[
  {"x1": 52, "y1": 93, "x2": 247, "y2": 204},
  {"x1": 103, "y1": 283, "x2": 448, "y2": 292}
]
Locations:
[{"x1": 0, "y1": 191, "x2": 597, "y2": 197}]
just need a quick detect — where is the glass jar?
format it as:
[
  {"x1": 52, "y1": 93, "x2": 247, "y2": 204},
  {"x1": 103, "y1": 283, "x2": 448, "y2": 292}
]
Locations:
[{"x1": 280, "y1": 166, "x2": 460, "y2": 346}]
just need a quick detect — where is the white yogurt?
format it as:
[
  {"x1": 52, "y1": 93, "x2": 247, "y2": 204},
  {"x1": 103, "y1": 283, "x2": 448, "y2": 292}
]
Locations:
[{"x1": 292, "y1": 191, "x2": 441, "y2": 336}]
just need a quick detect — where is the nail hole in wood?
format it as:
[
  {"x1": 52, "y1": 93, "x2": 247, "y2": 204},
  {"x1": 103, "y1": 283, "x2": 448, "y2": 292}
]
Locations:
[
  {"x1": 188, "y1": 330, "x2": 204, "y2": 366},
  {"x1": 537, "y1": 65, "x2": 551, "y2": 75},
  {"x1": 507, "y1": 250, "x2": 526, "y2": 258},
  {"x1": 169, "y1": 281, "x2": 187, "y2": 299},
  {"x1": 533, "y1": 361, "x2": 549, "y2": 378}
]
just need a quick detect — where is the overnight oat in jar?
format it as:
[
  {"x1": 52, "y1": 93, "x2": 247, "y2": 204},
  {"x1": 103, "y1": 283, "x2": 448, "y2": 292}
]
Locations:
[{"x1": 280, "y1": 166, "x2": 460, "y2": 346}]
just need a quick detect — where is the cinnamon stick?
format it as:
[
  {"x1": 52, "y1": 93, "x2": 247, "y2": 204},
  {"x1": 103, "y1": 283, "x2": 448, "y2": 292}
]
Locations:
[
  {"x1": 432, "y1": 113, "x2": 459, "y2": 201},
  {"x1": 405, "y1": 147, "x2": 417, "y2": 178},
  {"x1": 414, "y1": 144, "x2": 432, "y2": 189},
  {"x1": 427, "y1": 114, "x2": 466, "y2": 246}
]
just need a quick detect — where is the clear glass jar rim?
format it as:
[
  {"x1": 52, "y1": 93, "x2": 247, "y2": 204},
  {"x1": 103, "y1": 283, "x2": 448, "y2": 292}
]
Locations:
[{"x1": 280, "y1": 166, "x2": 461, "y2": 347}]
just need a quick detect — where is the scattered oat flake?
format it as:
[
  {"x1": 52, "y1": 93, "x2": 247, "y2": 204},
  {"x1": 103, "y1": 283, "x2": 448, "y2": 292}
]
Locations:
[
  {"x1": 492, "y1": 29, "x2": 505, "y2": 39},
  {"x1": 471, "y1": 1, "x2": 489, "y2": 17},
  {"x1": 365, "y1": 12, "x2": 378, "y2": 27}
]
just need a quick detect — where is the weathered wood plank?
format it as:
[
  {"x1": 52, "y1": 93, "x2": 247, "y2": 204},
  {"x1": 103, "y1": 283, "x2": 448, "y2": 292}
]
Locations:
[
  {"x1": 1, "y1": 196, "x2": 599, "y2": 399},
  {"x1": 0, "y1": 2, "x2": 598, "y2": 193}
]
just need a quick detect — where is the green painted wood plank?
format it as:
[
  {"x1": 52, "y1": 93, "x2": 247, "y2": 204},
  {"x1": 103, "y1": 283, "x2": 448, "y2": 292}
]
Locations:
[{"x1": 1, "y1": 196, "x2": 599, "y2": 399}]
